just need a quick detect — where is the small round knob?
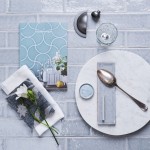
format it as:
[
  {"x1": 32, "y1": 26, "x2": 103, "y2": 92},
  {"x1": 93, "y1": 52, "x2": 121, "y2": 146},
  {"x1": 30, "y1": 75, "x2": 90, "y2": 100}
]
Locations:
[{"x1": 91, "y1": 10, "x2": 101, "y2": 21}]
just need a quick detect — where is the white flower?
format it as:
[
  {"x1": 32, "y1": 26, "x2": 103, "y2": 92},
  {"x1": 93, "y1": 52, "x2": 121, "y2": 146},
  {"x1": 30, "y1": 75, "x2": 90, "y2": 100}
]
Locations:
[
  {"x1": 60, "y1": 67, "x2": 65, "y2": 71},
  {"x1": 17, "y1": 104, "x2": 27, "y2": 117},
  {"x1": 15, "y1": 84, "x2": 28, "y2": 100}
]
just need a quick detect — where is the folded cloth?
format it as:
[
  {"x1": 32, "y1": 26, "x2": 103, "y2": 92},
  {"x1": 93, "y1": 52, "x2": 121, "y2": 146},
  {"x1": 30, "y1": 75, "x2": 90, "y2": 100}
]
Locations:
[
  {"x1": 6, "y1": 79, "x2": 55, "y2": 130},
  {"x1": 1, "y1": 65, "x2": 64, "y2": 135}
]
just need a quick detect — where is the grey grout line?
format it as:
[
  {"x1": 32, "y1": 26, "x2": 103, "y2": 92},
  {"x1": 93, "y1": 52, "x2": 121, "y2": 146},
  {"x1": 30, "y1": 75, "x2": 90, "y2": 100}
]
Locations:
[
  {"x1": 6, "y1": 0, "x2": 10, "y2": 13},
  {"x1": 1, "y1": 12, "x2": 150, "y2": 17},
  {"x1": 1, "y1": 12, "x2": 150, "y2": 15},
  {"x1": 5, "y1": 32, "x2": 8, "y2": 48},
  {"x1": 125, "y1": 137, "x2": 128, "y2": 150},
  {"x1": 1, "y1": 47, "x2": 150, "y2": 50},
  {"x1": 124, "y1": 32, "x2": 128, "y2": 47},
  {"x1": 5, "y1": 66, "x2": 9, "y2": 79}
]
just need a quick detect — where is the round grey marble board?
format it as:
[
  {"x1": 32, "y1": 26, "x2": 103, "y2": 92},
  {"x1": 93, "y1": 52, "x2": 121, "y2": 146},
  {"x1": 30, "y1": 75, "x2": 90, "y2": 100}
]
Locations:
[{"x1": 75, "y1": 50, "x2": 150, "y2": 136}]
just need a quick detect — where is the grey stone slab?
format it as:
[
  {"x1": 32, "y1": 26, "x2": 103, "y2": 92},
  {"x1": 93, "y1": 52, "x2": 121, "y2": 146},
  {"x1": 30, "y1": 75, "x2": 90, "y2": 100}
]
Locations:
[
  {"x1": 67, "y1": 102, "x2": 81, "y2": 119},
  {"x1": 126, "y1": 0, "x2": 150, "y2": 12},
  {"x1": 0, "y1": 67, "x2": 6, "y2": 83},
  {"x1": 128, "y1": 124, "x2": 150, "y2": 138},
  {"x1": 64, "y1": 0, "x2": 126, "y2": 12},
  {"x1": 67, "y1": 138, "x2": 126, "y2": 150},
  {"x1": 68, "y1": 66, "x2": 82, "y2": 83},
  {"x1": 5, "y1": 138, "x2": 65, "y2": 150},
  {"x1": 0, "y1": 102, "x2": 7, "y2": 117},
  {"x1": 127, "y1": 31, "x2": 150, "y2": 47},
  {"x1": 0, "y1": 119, "x2": 32, "y2": 136},
  {"x1": 0, "y1": 90, "x2": 7, "y2": 103},
  {"x1": 57, "y1": 102, "x2": 67, "y2": 118},
  {"x1": 61, "y1": 119, "x2": 90, "y2": 136},
  {"x1": 39, "y1": 14, "x2": 75, "y2": 30},
  {"x1": 0, "y1": 49, "x2": 18, "y2": 65},
  {"x1": 101, "y1": 14, "x2": 150, "y2": 30},
  {"x1": 0, "y1": 15, "x2": 36, "y2": 30},
  {"x1": 7, "y1": 66, "x2": 19, "y2": 77},
  {"x1": 9, "y1": 0, "x2": 63, "y2": 13},
  {"x1": 7, "y1": 32, "x2": 18, "y2": 47},
  {"x1": 0, "y1": 0, "x2": 6, "y2": 13},
  {"x1": 128, "y1": 138, "x2": 150, "y2": 150},
  {"x1": 68, "y1": 48, "x2": 96, "y2": 65},
  {"x1": 91, "y1": 128, "x2": 109, "y2": 137}
]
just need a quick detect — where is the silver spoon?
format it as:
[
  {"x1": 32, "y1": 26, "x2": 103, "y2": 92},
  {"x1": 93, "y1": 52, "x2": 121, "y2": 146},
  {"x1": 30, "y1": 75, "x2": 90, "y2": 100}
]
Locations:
[{"x1": 97, "y1": 69, "x2": 148, "y2": 112}]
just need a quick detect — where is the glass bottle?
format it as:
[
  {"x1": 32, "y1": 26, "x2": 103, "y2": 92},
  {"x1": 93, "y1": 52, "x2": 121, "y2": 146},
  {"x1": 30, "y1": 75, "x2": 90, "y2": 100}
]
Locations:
[{"x1": 46, "y1": 59, "x2": 55, "y2": 86}]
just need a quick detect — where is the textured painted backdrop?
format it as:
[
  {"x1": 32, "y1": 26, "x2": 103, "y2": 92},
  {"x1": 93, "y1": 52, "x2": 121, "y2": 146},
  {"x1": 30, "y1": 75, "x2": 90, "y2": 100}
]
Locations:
[{"x1": 0, "y1": 0, "x2": 150, "y2": 150}]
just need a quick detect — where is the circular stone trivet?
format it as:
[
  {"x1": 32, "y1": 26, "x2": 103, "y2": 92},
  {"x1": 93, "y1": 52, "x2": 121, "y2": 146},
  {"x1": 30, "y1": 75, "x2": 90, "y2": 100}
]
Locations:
[{"x1": 75, "y1": 50, "x2": 150, "y2": 135}]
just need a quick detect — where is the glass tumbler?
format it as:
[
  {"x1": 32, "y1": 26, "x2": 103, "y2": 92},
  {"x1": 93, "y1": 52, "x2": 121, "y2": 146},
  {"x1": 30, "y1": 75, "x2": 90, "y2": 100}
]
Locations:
[{"x1": 96, "y1": 23, "x2": 118, "y2": 46}]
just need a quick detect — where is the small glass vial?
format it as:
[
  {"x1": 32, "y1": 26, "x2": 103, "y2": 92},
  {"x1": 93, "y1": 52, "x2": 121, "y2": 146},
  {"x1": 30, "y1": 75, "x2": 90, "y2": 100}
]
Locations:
[{"x1": 46, "y1": 59, "x2": 55, "y2": 86}]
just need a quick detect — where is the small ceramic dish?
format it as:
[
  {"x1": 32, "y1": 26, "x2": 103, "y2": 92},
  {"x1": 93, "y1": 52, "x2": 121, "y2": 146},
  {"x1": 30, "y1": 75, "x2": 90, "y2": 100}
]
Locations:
[{"x1": 79, "y1": 83, "x2": 94, "y2": 100}]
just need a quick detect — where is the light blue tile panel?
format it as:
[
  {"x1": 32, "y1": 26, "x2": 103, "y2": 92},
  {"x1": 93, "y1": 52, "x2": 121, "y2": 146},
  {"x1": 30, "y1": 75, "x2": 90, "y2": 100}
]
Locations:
[{"x1": 20, "y1": 23, "x2": 67, "y2": 76}]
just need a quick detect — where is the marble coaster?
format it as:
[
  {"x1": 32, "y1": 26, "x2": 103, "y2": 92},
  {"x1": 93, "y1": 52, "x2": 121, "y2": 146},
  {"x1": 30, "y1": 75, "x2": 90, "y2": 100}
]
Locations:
[{"x1": 97, "y1": 63, "x2": 116, "y2": 125}]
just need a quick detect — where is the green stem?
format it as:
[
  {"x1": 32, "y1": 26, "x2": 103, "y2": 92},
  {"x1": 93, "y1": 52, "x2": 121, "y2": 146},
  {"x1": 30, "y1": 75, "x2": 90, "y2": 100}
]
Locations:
[
  {"x1": 37, "y1": 107, "x2": 59, "y2": 146},
  {"x1": 20, "y1": 97, "x2": 59, "y2": 145},
  {"x1": 27, "y1": 108, "x2": 58, "y2": 134}
]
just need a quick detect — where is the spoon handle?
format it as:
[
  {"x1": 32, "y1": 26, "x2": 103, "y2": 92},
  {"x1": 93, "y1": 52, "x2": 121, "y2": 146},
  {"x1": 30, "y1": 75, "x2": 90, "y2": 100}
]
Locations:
[{"x1": 116, "y1": 84, "x2": 148, "y2": 112}]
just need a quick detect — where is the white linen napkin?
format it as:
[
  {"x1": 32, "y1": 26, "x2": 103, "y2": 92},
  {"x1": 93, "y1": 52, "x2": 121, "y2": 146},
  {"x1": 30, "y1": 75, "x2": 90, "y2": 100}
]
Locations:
[{"x1": 1, "y1": 65, "x2": 64, "y2": 136}]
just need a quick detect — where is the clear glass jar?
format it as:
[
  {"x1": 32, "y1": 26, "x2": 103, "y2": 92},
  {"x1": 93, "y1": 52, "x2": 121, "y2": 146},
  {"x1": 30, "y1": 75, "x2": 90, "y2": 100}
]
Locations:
[{"x1": 96, "y1": 23, "x2": 118, "y2": 46}]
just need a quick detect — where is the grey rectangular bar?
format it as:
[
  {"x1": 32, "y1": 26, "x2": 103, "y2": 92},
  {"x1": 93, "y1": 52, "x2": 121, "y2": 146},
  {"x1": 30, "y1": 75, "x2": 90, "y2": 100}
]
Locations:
[{"x1": 97, "y1": 63, "x2": 116, "y2": 125}]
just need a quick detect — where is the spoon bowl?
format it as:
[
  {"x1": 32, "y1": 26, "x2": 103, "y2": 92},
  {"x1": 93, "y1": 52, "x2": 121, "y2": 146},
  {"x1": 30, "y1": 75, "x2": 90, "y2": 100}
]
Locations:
[{"x1": 97, "y1": 69, "x2": 116, "y2": 87}]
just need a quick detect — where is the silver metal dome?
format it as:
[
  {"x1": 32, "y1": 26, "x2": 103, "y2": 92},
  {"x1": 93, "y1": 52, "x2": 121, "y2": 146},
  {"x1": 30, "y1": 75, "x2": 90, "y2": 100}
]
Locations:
[{"x1": 74, "y1": 11, "x2": 88, "y2": 38}]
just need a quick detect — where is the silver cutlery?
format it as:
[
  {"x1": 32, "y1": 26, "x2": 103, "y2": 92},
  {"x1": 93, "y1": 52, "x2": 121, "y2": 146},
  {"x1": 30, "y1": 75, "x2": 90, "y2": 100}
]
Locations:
[{"x1": 97, "y1": 69, "x2": 148, "y2": 112}]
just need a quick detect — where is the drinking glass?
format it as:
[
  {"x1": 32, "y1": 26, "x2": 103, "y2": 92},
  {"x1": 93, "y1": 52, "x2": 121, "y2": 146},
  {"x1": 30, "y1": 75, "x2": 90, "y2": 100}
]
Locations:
[{"x1": 96, "y1": 23, "x2": 118, "y2": 46}]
